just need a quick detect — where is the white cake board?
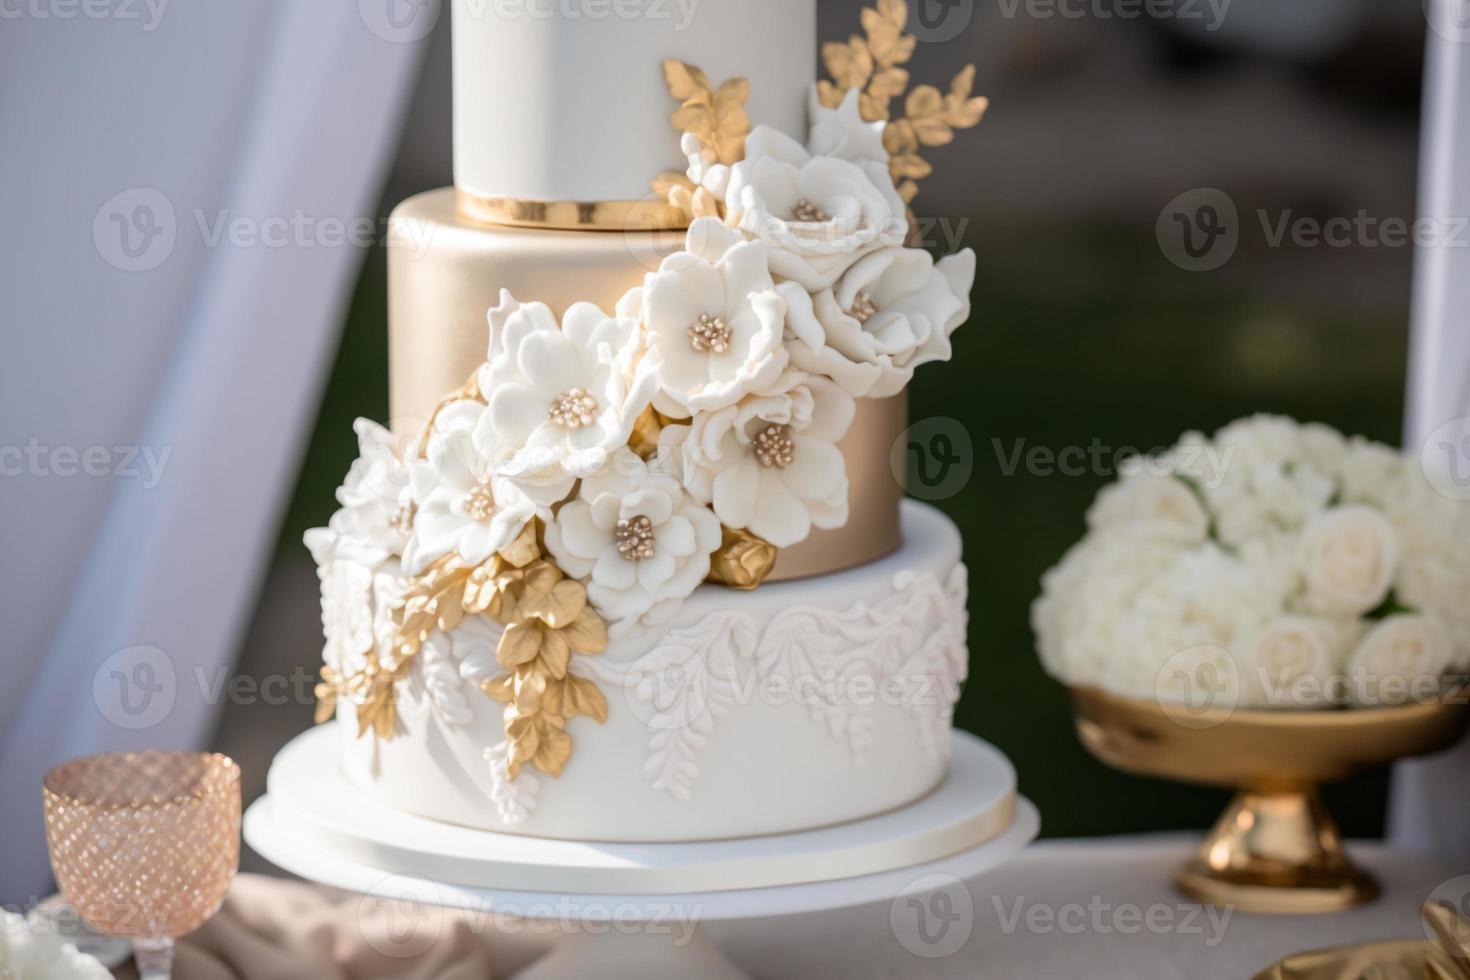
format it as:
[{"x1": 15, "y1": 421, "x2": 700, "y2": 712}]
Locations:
[{"x1": 245, "y1": 727, "x2": 1038, "y2": 978}]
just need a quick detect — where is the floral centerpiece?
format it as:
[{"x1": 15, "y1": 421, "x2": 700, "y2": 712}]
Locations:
[{"x1": 1033, "y1": 415, "x2": 1470, "y2": 710}]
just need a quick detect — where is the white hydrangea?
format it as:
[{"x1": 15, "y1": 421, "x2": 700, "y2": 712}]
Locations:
[{"x1": 1, "y1": 912, "x2": 111, "y2": 980}]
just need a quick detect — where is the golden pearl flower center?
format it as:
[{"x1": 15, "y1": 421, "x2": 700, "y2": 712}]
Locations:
[
  {"x1": 849, "y1": 290, "x2": 879, "y2": 324},
  {"x1": 791, "y1": 198, "x2": 832, "y2": 223},
  {"x1": 753, "y1": 423, "x2": 796, "y2": 470},
  {"x1": 688, "y1": 313, "x2": 732, "y2": 354},
  {"x1": 463, "y1": 476, "x2": 496, "y2": 522},
  {"x1": 548, "y1": 387, "x2": 599, "y2": 429},
  {"x1": 615, "y1": 515, "x2": 656, "y2": 561}
]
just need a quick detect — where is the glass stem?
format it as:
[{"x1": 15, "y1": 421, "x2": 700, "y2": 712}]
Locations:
[{"x1": 133, "y1": 937, "x2": 174, "y2": 980}]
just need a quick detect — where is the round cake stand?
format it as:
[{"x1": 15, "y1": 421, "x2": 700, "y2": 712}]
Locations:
[{"x1": 245, "y1": 727, "x2": 1037, "y2": 979}]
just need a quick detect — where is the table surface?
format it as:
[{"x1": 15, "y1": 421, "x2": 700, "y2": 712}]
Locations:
[
  {"x1": 705, "y1": 835, "x2": 1455, "y2": 979},
  {"x1": 127, "y1": 835, "x2": 1455, "y2": 979}
]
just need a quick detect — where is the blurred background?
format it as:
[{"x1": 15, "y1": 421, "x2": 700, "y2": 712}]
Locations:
[
  {"x1": 0, "y1": 0, "x2": 1445, "y2": 895},
  {"x1": 237, "y1": 0, "x2": 1426, "y2": 852}
]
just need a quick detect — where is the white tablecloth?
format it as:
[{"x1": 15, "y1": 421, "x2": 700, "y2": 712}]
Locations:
[
  {"x1": 154, "y1": 835, "x2": 1456, "y2": 979},
  {"x1": 706, "y1": 835, "x2": 1454, "y2": 979}
]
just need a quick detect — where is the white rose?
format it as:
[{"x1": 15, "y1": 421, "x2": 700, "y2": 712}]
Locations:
[
  {"x1": 781, "y1": 245, "x2": 975, "y2": 399},
  {"x1": 545, "y1": 451, "x2": 723, "y2": 636},
  {"x1": 1236, "y1": 616, "x2": 1341, "y2": 709},
  {"x1": 659, "y1": 371, "x2": 854, "y2": 547},
  {"x1": 477, "y1": 291, "x2": 658, "y2": 479},
  {"x1": 1297, "y1": 505, "x2": 1399, "y2": 616},
  {"x1": 1346, "y1": 614, "x2": 1456, "y2": 706},
  {"x1": 725, "y1": 125, "x2": 907, "y2": 290},
  {"x1": 1086, "y1": 473, "x2": 1209, "y2": 545},
  {"x1": 638, "y1": 218, "x2": 789, "y2": 418}
]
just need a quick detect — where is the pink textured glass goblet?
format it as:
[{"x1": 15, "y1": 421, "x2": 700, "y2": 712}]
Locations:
[{"x1": 43, "y1": 752, "x2": 241, "y2": 979}]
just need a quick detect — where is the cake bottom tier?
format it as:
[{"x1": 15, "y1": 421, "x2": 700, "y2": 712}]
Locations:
[{"x1": 338, "y1": 501, "x2": 969, "y2": 841}]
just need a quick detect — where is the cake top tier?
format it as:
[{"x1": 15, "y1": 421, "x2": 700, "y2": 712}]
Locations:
[{"x1": 451, "y1": 0, "x2": 816, "y2": 205}]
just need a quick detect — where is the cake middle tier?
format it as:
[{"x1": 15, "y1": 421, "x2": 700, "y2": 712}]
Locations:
[
  {"x1": 337, "y1": 500, "x2": 968, "y2": 841},
  {"x1": 387, "y1": 187, "x2": 906, "y2": 580}
]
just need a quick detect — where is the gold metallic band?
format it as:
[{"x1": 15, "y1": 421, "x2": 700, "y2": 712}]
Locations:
[{"x1": 456, "y1": 189, "x2": 690, "y2": 232}]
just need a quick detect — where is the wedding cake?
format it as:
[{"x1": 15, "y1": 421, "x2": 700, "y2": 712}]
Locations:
[{"x1": 305, "y1": 0, "x2": 993, "y2": 842}]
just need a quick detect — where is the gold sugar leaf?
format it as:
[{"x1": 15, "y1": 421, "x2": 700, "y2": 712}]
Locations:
[
  {"x1": 532, "y1": 725, "x2": 573, "y2": 775},
  {"x1": 820, "y1": 2, "x2": 989, "y2": 207},
  {"x1": 815, "y1": 79, "x2": 847, "y2": 111},
  {"x1": 498, "y1": 621, "x2": 544, "y2": 668},
  {"x1": 822, "y1": 37, "x2": 874, "y2": 92},
  {"x1": 662, "y1": 60, "x2": 712, "y2": 101},
  {"x1": 559, "y1": 606, "x2": 608, "y2": 656},
  {"x1": 481, "y1": 673, "x2": 514, "y2": 704},
  {"x1": 662, "y1": 59, "x2": 750, "y2": 167},
  {"x1": 563, "y1": 675, "x2": 609, "y2": 724}
]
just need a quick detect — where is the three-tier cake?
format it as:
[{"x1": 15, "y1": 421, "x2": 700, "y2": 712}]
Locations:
[{"x1": 306, "y1": 0, "x2": 988, "y2": 843}]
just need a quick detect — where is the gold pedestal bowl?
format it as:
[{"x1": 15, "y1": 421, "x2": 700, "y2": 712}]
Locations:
[{"x1": 1069, "y1": 685, "x2": 1470, "y2": 914}]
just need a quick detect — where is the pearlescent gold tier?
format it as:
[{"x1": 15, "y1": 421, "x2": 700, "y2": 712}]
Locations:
[{"x1": 387, "y1": 188, "x2": 903, "y2": 582}]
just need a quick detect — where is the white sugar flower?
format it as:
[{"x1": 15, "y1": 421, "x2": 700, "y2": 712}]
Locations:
[
  {"x1": 1236, "y1": 616, "x2": 1345, "y2": 709},
  {"x1": 725, "y1": 125, "x2": 908, "y2": 290},
  {"x1": 638, "y1": 218, "x2": 789, "y2": 418},
  {"x1": 303, "y1": 418, "x2": 416, "y2": 569},
  {"x1": 1297, "y1": 505, "x2": 1399, "y2": 616},
  {"x1": 681, "y1": 131, "x2": 731, "y2": 200},
  {"x1": 308, "y1": 553, "x2": 375, "y2": 675},
  {"x1": 659, "y1": 371, "x2": 855, "y2": 548},
  {"x1": 1347, "y1": 614, "x2": 1456, "y2": 706},
  {"x1": 476, "y1": 290, "x2": 658, "y2": 479},
  {"x1": 0, "y1": 911, "x2": 110, "y2": 980},
  {"x1": 400, "y1": 400, "x2": 546, "y2": 576},
  {"x1": 1086, "y1": 472, "x2": 1209, "y2": 545},
  {"x1": 545, "y1": 451, "x2": 723, "y2": 636},
  {"x1": 782, "y1": 246, "x2": 974, "y2": 398},
  {"x1": 807, "y1": 86, "x2": 888, "y2": 165}
]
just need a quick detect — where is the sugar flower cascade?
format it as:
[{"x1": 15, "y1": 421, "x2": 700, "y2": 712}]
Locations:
[{"x1": 309, "y1": 1, "x2": 983, "y2": 783}]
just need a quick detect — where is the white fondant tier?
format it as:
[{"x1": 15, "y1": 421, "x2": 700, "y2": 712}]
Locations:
[
  {"x1": 338, "y1": 501, "x2": 968, "y2": 841},
  {"x1": 450, "y1": 0, "x2": 817, "y2": 202}
]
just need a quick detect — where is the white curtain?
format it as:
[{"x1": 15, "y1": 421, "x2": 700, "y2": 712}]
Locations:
[
  {"x1": 0, "y1": 0, "x2": 435, "y2": 902},
  {"x1": 1390, "y1": 2, "x2": 1470, "y2": 865}
]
